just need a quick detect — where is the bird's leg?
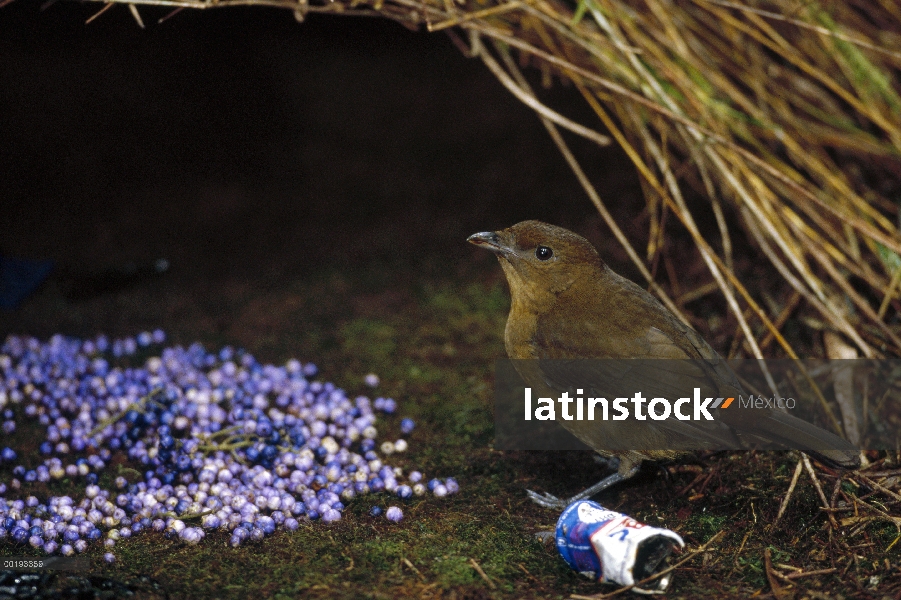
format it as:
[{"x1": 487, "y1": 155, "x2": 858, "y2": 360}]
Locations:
[{"x1": 527, "y1": 459, "x2": 641, "y2": 510}]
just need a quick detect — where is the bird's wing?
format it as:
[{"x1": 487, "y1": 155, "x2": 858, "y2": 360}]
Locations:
[
  {"x1": 531, "y1": 307, "x2": 743, "y2": 450},
  {"x1": 569, "y1": 271, "x2": 745, "y2": 393}
]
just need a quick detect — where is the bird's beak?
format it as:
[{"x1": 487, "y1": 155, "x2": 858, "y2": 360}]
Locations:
[{"x1": 467, "y1": 231, "x2": 511, "y2": 255}]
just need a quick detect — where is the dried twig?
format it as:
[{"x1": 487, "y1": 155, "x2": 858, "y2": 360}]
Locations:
[
  {"x1": 469, "y1": 558, "x2": 496, "y2": 589},
  {"x1": 402, "y1": 557, "x2": 428, "y2": 583},
  {"x1": 764, "y1": 548, "x2": 793, "y2": 600},
  {"x1": 773, "y1": 458, "x2": 804, "y2": 527},
  {"x1": 803, "y1": 453, "x2": 839, "y2": 529}
]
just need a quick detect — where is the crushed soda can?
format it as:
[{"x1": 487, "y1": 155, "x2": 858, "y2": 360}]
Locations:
[{"x1": 556, "y1": 500, "x2": 684, "y2": 593}]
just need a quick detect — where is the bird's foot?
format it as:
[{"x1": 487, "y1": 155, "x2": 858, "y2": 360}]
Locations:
[
  {"x1": 592, "y1": 454, "x2": 620, "y2": 471},
  {"x1": 527, "y1": 471, "x2": 632, "y2": 510},
  {"x1": 526, "y1": 489, "x2": 570, "y2": 510}
]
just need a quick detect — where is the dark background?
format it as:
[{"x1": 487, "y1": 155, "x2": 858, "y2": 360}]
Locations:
[{"x1": 0, "y1": 0, "x2": 646, "y2": 346}]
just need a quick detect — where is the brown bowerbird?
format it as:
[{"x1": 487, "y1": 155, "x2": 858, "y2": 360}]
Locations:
[{"x1": 469, "y1": 220, "x2": 860, "y2": 509}]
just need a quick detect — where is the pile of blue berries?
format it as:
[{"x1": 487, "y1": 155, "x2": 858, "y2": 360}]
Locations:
[{"x1": 0, "y1": 332, "x2": 458, "y2": 563}]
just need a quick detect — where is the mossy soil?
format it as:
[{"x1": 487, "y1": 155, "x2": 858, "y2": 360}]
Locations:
[{"x1": 2, "y1": 263, "x2": 899, "y2": 599}]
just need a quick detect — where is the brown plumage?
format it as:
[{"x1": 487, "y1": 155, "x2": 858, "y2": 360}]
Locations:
[{"x1": 469, "y1": 220, "x2": 860, "y2": 508}]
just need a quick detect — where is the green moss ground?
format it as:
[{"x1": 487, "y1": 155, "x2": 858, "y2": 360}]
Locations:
[{"x1": 1, "y1": 260, "x2": 899, "y2": 599}]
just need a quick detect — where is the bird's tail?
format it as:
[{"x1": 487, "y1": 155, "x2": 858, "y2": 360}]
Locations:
[{"x1": 737, "y1": 410, "x2": 860, "y2": 469}]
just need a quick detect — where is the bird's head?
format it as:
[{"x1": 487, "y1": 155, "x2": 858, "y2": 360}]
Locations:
[{"x1": 468, "y1": 220, "x2": 604, "y2": 309}]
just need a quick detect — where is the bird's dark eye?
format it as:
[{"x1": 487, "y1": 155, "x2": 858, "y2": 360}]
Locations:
[{"x1": 535, "y1": 246, "x2": 553, "y2": 261}]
